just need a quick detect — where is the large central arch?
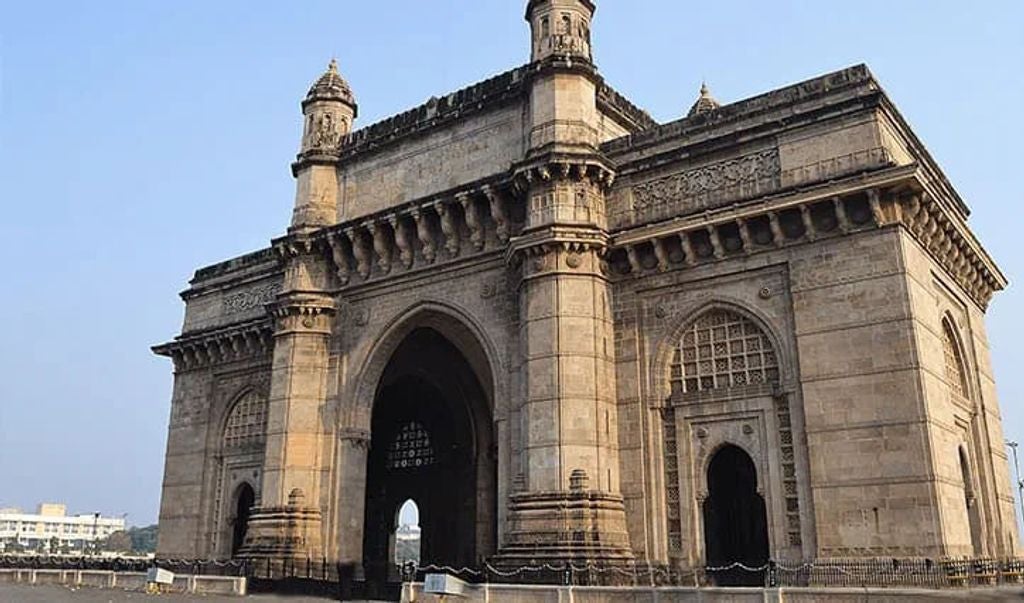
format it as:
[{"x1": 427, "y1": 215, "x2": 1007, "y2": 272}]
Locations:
[{"x1": 358, "y1": 309, "x2": 497, "y2": 586}]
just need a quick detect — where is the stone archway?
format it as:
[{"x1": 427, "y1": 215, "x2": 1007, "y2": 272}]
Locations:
[
  {"x1": 231, "y1": 483, "x2": 255, "y2": 557},
  {"x1": 361, "y1": 326, "x2": 495, "y2": 586},
  {"x1": 703, "y1": 445, "x2": 769, "y2": 586}
]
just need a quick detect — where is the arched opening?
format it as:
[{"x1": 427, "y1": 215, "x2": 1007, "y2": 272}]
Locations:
[
  {"x1": 362, "y1": 326, "x2": 495, "y2": 588},
  {"x1": 394, "y1": 499, "x2": 421, "y2": 567},
  {"x1": 703, "y1": 445, "x2": 769, "y2": 586},
  {"x1": 959, "y1": 446, "x2": 983, "y2": 555},
  {"x1": 231, "y1": 483, "x2": 255, "y2": 557}
]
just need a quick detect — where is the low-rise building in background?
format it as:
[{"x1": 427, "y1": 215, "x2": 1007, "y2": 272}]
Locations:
[{"x1": 0, "y1": 503, "x2": 125, "y2": 554}]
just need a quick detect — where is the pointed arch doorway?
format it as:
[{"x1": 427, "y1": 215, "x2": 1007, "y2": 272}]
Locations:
[
  {"x1": 231, "y1": 483, "x2": 255, "y2": 557},
  {"x1": 703, "y1": 445, "x2": 769, "y2": 586},
  {"x1": 361, "y1": 325, "x2": 496, "y2": 587}
]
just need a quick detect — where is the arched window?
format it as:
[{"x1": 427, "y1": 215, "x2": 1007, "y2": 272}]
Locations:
[
  {"x1": 671, "y1": 309, "x2": 779, "y2": 394},
  {"x1": 223, "y1": 391, "x2": 268, "y2": 450},
  {"x1": 386, "y1": 422, "x2": 435, "y2": 470},
  {"x1": 394, "y1": 499, "x2": 421, "y2": 567},
  {"x1": 942, "y1": 318, "x2": 969, "y2": 400}
]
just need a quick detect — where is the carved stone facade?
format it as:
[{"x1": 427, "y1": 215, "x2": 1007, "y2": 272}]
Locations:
[{"x1": 154, "y1": 0, "x2": 1014, "y2": 581}]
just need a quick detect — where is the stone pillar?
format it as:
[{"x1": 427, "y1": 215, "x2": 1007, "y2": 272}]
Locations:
[
  {"x1": 334, "y1": 429, "x2": 370, "y2": 570},
  {"x1": 496, "y1": 167, "x2": 632, "y2": 566},
  {"x1": 493, "y1": 0, "x2": 633, "y2": 566},
  {"x1": 240, "y1": 243, "x2": 334, "y2": 562}
]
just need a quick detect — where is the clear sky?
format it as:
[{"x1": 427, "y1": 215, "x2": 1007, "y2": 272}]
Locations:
[{"x1": 1, "y1": 1, "x2": 1022, "y2": 528}]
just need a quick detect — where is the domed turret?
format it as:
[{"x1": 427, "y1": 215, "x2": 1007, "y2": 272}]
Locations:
[
  {"x1": 303, "y1": 58, "x2": 356, "y2": 109},
  {"x1": 687, "y1": 82, "x2": 721, "y2": 117},
  {"x1": 291, "y1": 59, "x2": 357, "y2": 230},
  {"x1": 300, "y1": 59, "x2": 357, "y2": 155},
  {"x1": 526, "y1": 0, "x2": 596, "y2": 63}
]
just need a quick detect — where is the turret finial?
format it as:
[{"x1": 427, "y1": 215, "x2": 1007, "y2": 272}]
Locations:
[{"x1": 688, "y1": 81, "x2": 720, "y2": 117}]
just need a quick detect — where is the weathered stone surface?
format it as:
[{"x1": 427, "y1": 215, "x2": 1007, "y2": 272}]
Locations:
[{"x1": 153, "y1": 0, "x2": 1013, "y2": 580}]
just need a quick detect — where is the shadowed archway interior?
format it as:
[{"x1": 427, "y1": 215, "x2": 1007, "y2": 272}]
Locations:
[
  {"x1": 703, "y1": 445, "x2": 769, "y2": 586},
  {"x1": 362, "y1": 326, "x2": 495, "y2": 584},
  {"x1": 231, "y1": 484, "x2": 255, "y2": 557}
]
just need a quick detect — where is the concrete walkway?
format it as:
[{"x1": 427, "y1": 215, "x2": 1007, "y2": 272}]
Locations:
[{"x1": 0, "y1": 583, "x2": 393, "y2": 602}]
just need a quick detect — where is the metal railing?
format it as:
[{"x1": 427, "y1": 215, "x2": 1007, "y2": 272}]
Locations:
[{"x1": 5, "y1": 554, "x2": 1023, "y2": 591}]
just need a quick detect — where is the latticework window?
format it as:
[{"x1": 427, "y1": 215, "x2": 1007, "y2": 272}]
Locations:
[
  {"x1": 386, "y1": 422, "x2": 435, "y2": 470},
  {"x1": 671, "y1": 309, "x2": 779, "y2": 394},
  {"x1": 942, "y1": 318, "x2": 969, "y2": 400},
  {"x1": 223, "y1": 391, "x2": 268, "y2": 449}
]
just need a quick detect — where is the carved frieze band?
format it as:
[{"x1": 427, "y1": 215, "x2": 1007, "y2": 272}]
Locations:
[
  {"x1": 154, "y1": 321, "x2": 273, "y2": 372},
  {"x1": 632, "y1": 149, "x2": 781, "y2": 217},
  {"x1": 222, "y1": 283, "x2": 282, "y2": 315}
]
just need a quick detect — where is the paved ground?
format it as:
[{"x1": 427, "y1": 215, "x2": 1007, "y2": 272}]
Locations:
[{"x1": 0, "y1": 583, "x2": 393, "y2": 602}]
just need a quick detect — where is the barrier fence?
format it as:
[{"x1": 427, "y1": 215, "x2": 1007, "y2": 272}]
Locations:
[{"x1": 4, "y1": 554, "x2": 1024, "y2": 592}]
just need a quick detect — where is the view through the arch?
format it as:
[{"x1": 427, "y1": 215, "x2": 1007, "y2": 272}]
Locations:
[{"x1": 394, "y1": 499, "x2": 420, "y2": 567}]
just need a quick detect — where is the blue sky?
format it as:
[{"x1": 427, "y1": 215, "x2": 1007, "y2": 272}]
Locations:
[{"x1": 1, "y1": 1, "x2": 1021, "y2": 527}]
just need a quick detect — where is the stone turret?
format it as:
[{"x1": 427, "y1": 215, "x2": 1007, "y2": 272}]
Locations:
[
  {"x1": 527, "y1": 0, "x2": 595, "y2": 62},
  {"x1": 291, "y1": 59, "x2": 356, "y2": 230}
]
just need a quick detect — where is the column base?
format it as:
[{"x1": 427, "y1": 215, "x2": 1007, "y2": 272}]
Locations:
[
  {"x1": 238, "y1": 505, "x2": 323, "y2": 560},
  {"x1": 493, "y1": 489, "x2": 635, "y2": 568}
]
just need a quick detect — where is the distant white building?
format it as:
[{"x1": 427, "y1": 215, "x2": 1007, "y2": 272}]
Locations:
[
  {"x1": 394, "y1": 524, "x2": 421, "y2": 566},
  {"x1": 0, "y1": 503, "x2": 125, "y2": 553}
]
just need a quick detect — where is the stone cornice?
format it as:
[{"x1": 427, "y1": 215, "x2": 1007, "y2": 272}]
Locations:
[
  {"x1": 889, "y1": 189, "x2": 1006, "y2": 308},
  {"x1": 608, "y1": 166, "x2": 1004, "y2": 310},
  {"x1": 602, "y1": 64, "x2": 876, "y2": 160},
  {"x1": 152, "y1": 317, "x2": 273, "y2": 372},
  {"x1": 507, "y1": 224, "x2": 609, "y2": 258},
  {"x1": 332, "y1": 65, "x2": 531, "y2": 161},
  {"x1": 612, "y1": 164, "x2": 916, "y2": 246},
  {"x1": 597, "y1": 82, "x2": 657, "y2": 132},
  {"x1": 511, "y1": 153, "x2": 616, "y2": 194},
  {"x1": 189, "y1": 248, "x2": 279, "y2": 290}
]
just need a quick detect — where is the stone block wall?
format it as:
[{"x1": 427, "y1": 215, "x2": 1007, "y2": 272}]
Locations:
[{"x1": 900, "y1": 229, "x2": 1017, "y2": 557}]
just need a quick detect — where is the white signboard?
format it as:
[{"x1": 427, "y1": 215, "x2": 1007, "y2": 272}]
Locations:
[
  {"x1": 424, "y1": 573, "x2": 466, "y2": 596},
  {"x1": 146, "y1": 567, "x2": 174, "y2": 585}
]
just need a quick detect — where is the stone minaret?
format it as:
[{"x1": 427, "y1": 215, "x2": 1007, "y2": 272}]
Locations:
[
  {"x1": 498, "y1": 0, "x2": 634, "y2": 567},
  {"x1": 240, "y1": 60, "x2": 356, "y2": 564},
  {"x1": 291, "y1": 59, "x2": 357, "y2": 230}
]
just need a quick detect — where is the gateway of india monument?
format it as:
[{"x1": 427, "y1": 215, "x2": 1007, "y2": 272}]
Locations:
[{"x1": 153, "y1": 0, "x2": 1016, "y2": 586}]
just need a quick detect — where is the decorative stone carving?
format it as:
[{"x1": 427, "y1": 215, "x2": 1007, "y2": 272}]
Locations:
[
  {"x1": 480, "y1": 279, "x2": 502, "y2": 300},
  {"x1": 632, "y1": 149, "x2": 781, "y2": 216},
  {"x1": 458, "y1": 193, "x2": 484, "y2": 252},
  {"x1": 348, "y1": 228, "x2": 372, "y2": 279},
  {"x1": 436, "y1": 202, "x2": 460, "y2": 257},
  {"x1": 411, "y1": 208, "x2": 437, "y2": 264},
  {"x1": 327, "y1": 233, "x2": 351, "y2": 286},
  {"x1": 311, "y1": 112, "x2": 340, "y2": 149},
  {"x1": 391, "y1": 216, "x2": 413, "y2": 269},
  {"x1": 367, "y1": 222, "x2": 392, "y2": 274},
  {"x1": 222, "y1": 283, "x2": 282, "y2": 315},
  {"x1": 565, "y1": 251, "x2": 582, "y2": 269},
  {"x1": 484, "y1": 186, "x2": 510, "y2": 243}
]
